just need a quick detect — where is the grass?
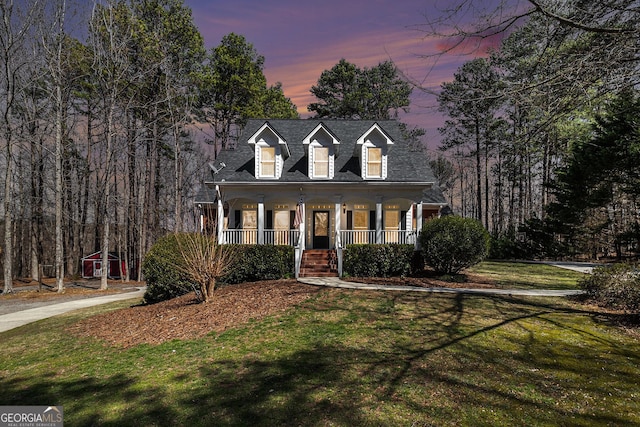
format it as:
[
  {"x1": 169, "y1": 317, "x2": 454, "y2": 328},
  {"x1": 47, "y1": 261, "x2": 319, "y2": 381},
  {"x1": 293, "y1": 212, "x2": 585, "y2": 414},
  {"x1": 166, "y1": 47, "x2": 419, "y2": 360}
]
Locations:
[
  {"x1": 1, "y1": 262, "x2": 639, "y2": 426},
  {"x1": 467, "y1": 261, "x2": 587, "y2": 289}
]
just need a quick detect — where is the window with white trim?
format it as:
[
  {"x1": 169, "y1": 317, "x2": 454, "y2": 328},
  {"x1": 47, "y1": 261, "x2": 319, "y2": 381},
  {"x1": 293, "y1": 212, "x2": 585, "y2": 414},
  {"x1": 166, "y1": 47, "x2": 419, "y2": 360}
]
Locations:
[
  {"x1": 313, "y1": 146, "x2": 329, "y2": 178},
  {"x1": 260, "y1": 146, "x2": 276, "y2": 177},
  {"x1": 367, "y1": 147, "x2": 382, "y2": 178}
]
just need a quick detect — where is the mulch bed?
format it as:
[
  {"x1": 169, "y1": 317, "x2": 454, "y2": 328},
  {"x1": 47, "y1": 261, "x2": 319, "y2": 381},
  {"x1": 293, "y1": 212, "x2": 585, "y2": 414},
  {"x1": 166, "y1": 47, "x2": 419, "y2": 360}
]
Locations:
[{"x1": 67, "y1": 280, "x2": 324, "y2": 348}]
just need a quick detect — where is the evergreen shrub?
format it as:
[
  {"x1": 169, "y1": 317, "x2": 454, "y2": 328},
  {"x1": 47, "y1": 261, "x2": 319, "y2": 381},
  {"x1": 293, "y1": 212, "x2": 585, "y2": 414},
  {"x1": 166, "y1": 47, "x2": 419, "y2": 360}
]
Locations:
[
  {"x1": 142, "y1": 233, "x2": 196, "y2": 304},
  {"x1": 220, "y1": 245, "x2": 294, "y2": 284},
  {"x1": 419, "y1": 216, "x2": 490, "y2": 274},
  {"x1": 579, "y1": 263, "x2": 640, "y2": 312},
  {"x1": 343, "y1": 244, "x2": 421, "y2": 277},
  {"x1": 142, "y1": 237, "x2": 294, "y2": 303}
]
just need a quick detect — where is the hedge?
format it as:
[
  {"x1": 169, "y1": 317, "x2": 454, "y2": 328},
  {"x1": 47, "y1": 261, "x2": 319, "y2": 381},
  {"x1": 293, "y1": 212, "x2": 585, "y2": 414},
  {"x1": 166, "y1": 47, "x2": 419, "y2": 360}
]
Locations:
[
  {"x1": 219, "y1": 245, "x2": 294, "y2": 284},
  {"x1": 343, "y1": 244, "x2": 421, "y2": 277},
  {"x1": 142, "y1": 235, "x2": 294, "y2": 303}
]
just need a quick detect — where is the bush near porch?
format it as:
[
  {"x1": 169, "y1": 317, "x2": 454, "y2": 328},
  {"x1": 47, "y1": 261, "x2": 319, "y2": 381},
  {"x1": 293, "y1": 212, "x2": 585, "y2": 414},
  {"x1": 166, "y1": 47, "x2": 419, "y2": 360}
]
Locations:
[
  {"x1": 143, "y1": 236, "x2": 294, "y2": 303},
  {"x1": 419, "y1": 216, "x2": 490, "y2": 275},
  {"x1": 220, "y1": 245, "x2": 294, "y2": 285},
  {"x1": 343, "y1": 244, "x2": 422, "y2": 277}
]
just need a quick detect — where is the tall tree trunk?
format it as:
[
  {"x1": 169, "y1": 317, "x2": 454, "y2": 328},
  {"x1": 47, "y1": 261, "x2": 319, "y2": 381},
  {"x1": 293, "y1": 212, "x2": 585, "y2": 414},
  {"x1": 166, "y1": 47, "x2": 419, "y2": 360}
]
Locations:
[
  {"x1": 55, "y1": 78, "x2": 65, "y2": 292},
  {"x1": 101, "y1": 100, "x2": 115, "y2": 290},
  {"x1": 475, "y1": 119, "x2": 482, "y2": 224}
]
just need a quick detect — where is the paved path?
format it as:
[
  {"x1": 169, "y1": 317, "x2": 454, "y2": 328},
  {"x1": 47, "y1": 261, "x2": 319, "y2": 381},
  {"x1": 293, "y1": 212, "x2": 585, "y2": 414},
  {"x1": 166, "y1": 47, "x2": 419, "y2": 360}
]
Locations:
[
  {"x1": 2, "y1": 262, "x2": 591, "y2": 334},
  {"x1": 0, "y1": 287, "x2": 146, "y2": 333},
  {"x1": 539, "y1": 261, "x2": 601, "y2": 274},
  {"x1": 298, "y1": 277, "x2": 584, "y2": 297}
]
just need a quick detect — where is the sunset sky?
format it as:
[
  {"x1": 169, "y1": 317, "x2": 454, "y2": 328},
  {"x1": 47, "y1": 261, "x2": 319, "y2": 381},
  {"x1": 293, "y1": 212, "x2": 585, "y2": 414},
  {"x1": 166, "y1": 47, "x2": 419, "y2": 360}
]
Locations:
[{"x1": 183, "y1": 0, "x2": 512, "y2": 147}]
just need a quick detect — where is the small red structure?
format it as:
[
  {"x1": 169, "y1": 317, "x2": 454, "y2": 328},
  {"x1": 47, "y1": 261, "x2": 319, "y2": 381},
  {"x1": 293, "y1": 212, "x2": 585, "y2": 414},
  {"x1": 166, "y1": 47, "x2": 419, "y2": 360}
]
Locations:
[{"x1": 81, "y1": 252, "x2": 126, "y2": 279}]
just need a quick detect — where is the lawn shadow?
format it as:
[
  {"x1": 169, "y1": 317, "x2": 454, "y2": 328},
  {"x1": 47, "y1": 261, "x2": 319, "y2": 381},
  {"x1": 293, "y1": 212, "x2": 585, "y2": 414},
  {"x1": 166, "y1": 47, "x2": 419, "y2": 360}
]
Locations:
[{"x1": 0, "y1": 372, "x2": 178, "y2": 426}]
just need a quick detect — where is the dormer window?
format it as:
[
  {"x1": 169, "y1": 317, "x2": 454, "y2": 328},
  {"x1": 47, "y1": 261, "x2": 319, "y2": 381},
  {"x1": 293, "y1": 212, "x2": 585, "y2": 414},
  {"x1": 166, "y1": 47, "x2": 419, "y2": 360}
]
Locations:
[
  {"x1": 357, "y1": 123, "x2": 394, "y2": 180},
  {"x1": 313, "y1": 146, "x2": 329, "y2": 178},
  {"x1": 367, "y1": 147, "x2": 382, "y2": 178},
  {"x1": 260, "y1": 146, "x2": 276, "y2": 177},
  {"x1": 304, "y1": 123, "x2": 340, "y2": 179},
  {"x1": 247, "y1": 121, "x2": 290, "y2": 180}
]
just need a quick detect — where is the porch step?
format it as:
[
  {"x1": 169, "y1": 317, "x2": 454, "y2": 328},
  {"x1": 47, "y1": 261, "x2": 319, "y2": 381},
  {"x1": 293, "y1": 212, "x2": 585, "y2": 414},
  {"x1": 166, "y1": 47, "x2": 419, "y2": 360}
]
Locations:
[{"x1": 299, "y1": 249, "x2": 338, "y2": 278}]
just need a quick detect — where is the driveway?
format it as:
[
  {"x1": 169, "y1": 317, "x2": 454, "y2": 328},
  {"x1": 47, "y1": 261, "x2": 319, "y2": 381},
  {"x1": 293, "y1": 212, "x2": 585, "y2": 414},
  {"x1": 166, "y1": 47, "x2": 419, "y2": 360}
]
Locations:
[{"x1": 0, "y1": 287, "x2": 146, "y2": 333}]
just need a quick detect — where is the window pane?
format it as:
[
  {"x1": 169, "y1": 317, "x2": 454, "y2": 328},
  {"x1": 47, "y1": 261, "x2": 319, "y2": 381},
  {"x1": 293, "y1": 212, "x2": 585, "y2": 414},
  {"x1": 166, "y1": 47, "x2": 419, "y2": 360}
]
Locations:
[
  {"x1": 367, "y1": 163, "x2": 381, "y2": 177},
  {"x1": 243, "y1": 210, "x2": 257, "y2": 229},
  {"x1": 262, "y1": 146, "x2": 275, "y2": 161},
  {"x1": 261, "y1": 147, "x2": 275, "y2": 177},
  {"x1": 367, "y1": 147, "x2": 382, "y2": 177},
  {"x1": 274, "y1": 210, "x2": 289, "y2": 230},
  {"x1": 385, "y1": 210, "x2": 399, "y2": 230},
  {"x1": 315, "y1": 162, "x2": 328, "y2": 177},
  {"x1": 354, "y1": 211, "x2": 368, "y2": 230},
  {"x1": 314, "y1": 212, "x2": 328, "y2": 236},
  {"x1": 315, "y1": 146, "x2": 328, "y2": 160},
  {"x1": 262, "y1": 163, "x2": 275, "y2": 176},
  {"x1": 314, "y1": 146, "x2": 329, "y2": 177}
]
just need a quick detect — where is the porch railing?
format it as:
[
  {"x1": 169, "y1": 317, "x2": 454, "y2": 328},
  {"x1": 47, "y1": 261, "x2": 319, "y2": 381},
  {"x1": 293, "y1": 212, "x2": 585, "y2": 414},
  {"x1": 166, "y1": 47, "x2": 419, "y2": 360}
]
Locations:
[
  {"x1": 222, "y1": 229, "x2": 416, "y2": 246},
  {"x1": 340, "y1": 230, "x2": 376, "y2": 245},
  {"x1": 222, "y1": 229, "x2": 300, "y2": 246},
  {"x1": 340, "y1": 230, "x2": 417, "y2": 245},
  {"x1": 263, "y1": 229, "x2": 300, "y2": 245},
  {"x1": 222, "y1": 229, "x2": 257, "y2": 245}
]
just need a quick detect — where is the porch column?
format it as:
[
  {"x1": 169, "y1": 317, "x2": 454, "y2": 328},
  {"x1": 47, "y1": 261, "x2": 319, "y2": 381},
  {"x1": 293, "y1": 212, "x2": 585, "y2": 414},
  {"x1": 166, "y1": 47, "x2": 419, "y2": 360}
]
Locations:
[
  {"x1": 216, "y1": 186, "x2": 224, "y2": 244},
  {"x1": 415, "y1": 202, "x2": 423, "y2": 250},
  {"x1": 375, "y1": 196, "x2": 383, "y2": 244},
  {"x1": 299, "y1": 199, "x2": 306, "y2": 249},
  {"x1": 334, "y1": 196, "x2": 342, "y2": 247},
  {"x1": 257, "y1": 195, "x2": 265, "y2": 244}
]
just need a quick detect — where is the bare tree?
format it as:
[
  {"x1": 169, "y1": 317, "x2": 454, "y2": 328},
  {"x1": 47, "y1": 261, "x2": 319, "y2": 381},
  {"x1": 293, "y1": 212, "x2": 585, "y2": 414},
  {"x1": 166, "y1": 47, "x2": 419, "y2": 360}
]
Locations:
[
  {"x1": 89, "y1": 0, "x2": 134, "y2": 290},
  {"x1": 38, "y1": 0, "x2": 68, "y2": 292},
  {"x1": 0, "y1": 0, "x2": 44, "y2": 293},
  {"x1": 176, "y1": 233, "x2": 236, "y2": 303}
]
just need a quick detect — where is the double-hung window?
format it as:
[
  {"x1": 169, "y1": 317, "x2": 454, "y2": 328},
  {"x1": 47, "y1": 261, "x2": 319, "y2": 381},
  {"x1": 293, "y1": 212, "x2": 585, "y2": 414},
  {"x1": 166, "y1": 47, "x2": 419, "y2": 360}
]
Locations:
[
  {"x1": 313, "y1": 146, "x2": 329, "y2": 178},
  {"x1": 367, "y1": 147, "x2": 382, "y2": 178},
  {"x1": 261, "y1": 146, "x2": 276, "y2": 177}
]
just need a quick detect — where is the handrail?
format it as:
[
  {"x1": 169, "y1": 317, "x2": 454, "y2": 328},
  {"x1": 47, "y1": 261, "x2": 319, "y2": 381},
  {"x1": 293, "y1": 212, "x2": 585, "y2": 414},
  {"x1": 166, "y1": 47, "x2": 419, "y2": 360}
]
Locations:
[
  {"x1": 334, "y1": 228, "x2": 343, "y2": 277},
  {"x1": 294, "y1": 222, "x2": 305, "y2": 279}
]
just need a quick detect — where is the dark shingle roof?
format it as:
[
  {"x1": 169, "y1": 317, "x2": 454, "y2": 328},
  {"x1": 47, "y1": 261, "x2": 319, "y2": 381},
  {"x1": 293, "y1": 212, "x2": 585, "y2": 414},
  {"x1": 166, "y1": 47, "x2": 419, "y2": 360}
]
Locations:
[
  {"x1": 422, "y1": 186, "x2": 448, "y2": 205},
  {"x1": 207, "y1": 119, "x2": 437, "y2": 184}
]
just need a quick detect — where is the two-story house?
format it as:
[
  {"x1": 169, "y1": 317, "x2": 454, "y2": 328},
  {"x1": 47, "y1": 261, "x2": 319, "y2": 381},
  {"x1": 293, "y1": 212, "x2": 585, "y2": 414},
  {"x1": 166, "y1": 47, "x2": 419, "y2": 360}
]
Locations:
[{"x1": 195, "y1": 119, "x2": 447, "y2": 277}]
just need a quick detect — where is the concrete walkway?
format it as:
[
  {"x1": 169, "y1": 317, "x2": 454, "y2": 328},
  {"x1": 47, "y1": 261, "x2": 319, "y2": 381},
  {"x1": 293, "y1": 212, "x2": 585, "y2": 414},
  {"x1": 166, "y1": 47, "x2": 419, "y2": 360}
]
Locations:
[
  {"x1": 0, "y1": 287, "x2": 146, "y2": 333},
  {"x1": 298, "y1": 277, "x2": 584, "y2": 297},
  {"x1": 2, "y1": 262, "x2": 590, "y2": 334},
  {"x1": 539, "y1": 261, "x2": 601, "y2": 274}
]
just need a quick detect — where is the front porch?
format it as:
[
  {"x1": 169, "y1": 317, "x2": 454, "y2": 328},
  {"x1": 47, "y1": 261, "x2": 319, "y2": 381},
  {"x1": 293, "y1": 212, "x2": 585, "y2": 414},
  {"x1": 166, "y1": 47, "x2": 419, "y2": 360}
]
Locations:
[
  {"x1": 207, "y1": 196, "x2": 431, "y2": 250},
  {"x1": 198, "y1": 189, "x2": 443, "y2": 278}
]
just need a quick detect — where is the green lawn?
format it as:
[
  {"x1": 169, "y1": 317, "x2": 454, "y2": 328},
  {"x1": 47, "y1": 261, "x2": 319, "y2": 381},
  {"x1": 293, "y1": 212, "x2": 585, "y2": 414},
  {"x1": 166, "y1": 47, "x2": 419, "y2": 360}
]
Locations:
[
  {"x1": 467, "y1": 261, "x2": 587, "y2": 289},
  {"x1": 1, "y1": 262, "x2": 638, "y2": 426}
]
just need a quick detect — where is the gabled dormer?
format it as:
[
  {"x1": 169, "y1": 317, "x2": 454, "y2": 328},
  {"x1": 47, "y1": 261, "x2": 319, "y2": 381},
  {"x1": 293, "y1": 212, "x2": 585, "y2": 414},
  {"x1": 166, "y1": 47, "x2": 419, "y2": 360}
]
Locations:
[
  {"x1": 356, "y1": 123, "x2": 394, "y2": 180},
  {"x1": 303, "y1": 123, "x2": 340, "y2": 179},
  {"x1": 247, "y1": 121, "x2": 290, "y2": 179}
]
